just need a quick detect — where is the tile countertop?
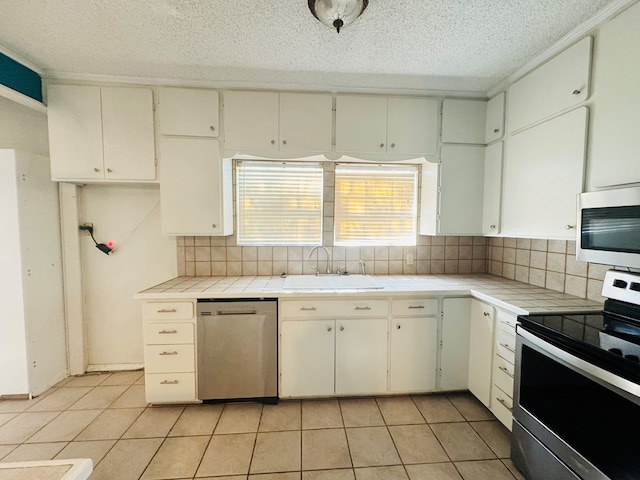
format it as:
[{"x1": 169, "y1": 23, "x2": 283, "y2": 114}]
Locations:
[
  {"x1": 135, "y1": 274, "x2": 603, "y2": 316},
  {"x1": 0, "y1": 459, "x2": 92, "y2": 480}
]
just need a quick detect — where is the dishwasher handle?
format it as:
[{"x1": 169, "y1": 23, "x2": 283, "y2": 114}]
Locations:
[{"x1": 216, "y1": 310, "x2": 257, "y2": 316}]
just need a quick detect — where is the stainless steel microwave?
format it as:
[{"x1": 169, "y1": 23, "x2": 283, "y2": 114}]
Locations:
[{"x1": 577, "y1": 186, "x2": 640, "y2": 268}]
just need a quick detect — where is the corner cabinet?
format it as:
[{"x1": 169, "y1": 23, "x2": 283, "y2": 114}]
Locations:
[
  {"x1": 335, "y1": 95, "x2": 438, "y2": 156},
  {"x1": 441, "y1": 99, "x2": 487, "y2": 144},
  {"x1": 467, "y1": 299, "x2": 495, "y2": 406},
  {"x1": 47, "y1": 84, "x2": 156, "y2": 182},
  {"x1": 158, "y1": 88, "x2": 219, "y2": 137},
  {"x1": 440, "y1": 297, "x2": 471, "y2": 390},
  {"x1": 482, "y1": 141, "x2": 503, "y2": 235},
  {"x1": 485, "y1": 93, "x2": 505, "y2": 143}
]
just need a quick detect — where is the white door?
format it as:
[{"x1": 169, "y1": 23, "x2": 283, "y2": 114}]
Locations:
[
  {"x1": 158, "y1": 88, "x2": 219, "y2": 137},
  {"x1": 335, "y1": 318, "x2": 388, "y2": 395},
  {"x1": 485, "y1": 93, "x2": 505, "y2": 143},
  {"x1": 223, "y1": 91, "x2": 279, "y2": 152},
  {"x1": 441, "y1": 298, "x2": 471, "y2": 390},
  {"x1": 279, "y1": 93, "x2": 333, "y2": 152},
  {"x1": 387, "y1": 97, "x2": 439, "y2": 155},
  {"x1": 389, "y1": 316, "x2": 438, "y2": 392},
  {"x1": 280, "y1": 320, "x2": 335, "y2": 397},
  {"x1": 441, "y1": 99, "x2": 487, "y2": 144},
  {"x1": 482, "y1": 142, "x2": 503, "y2": 235},
  {"x1": 468, "y1": 300, "x2": 495, "y2": 407},
  {"x1": 335, "y1": 95, "x2": 388, "y2": 154}
]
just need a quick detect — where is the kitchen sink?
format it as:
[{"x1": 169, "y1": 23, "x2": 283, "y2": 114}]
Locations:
[{"x1": 283, "y1": 274, "x2": 384, "y2": 290}]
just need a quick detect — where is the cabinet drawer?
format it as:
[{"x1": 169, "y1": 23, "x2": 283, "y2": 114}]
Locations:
[
  {"x1": 145, "y1": 372, "x2": 196, "y2": 403},
  {"x1": 493, "y1": 356, "x2": 515, "y2": 398},
  {"x1": 144, "y1": 322, "x2": 194, "y2": 345},
  {"x1": 495, "y1": 327, "x2": 516, "y2": 363},
  {"x1": 391, "y1": 298, "x2": 438, "y2": 316},
  {"x1": 144, "y1": 345, "x2": 195, "y2": 373},
  {"x1": 280, "y1": 299, "x2": 388, "y2": 318},
  {"x1": 491, "y1": 385, "x2": 513, "y2": 431},
  {"x1": 142, "y1": 301, "x2": 194, "y2": 320}
]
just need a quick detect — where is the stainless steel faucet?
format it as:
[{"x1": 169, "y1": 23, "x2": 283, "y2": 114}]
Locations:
[
  {"x1": 358, "y1": 259, "x2": 367, "y2": 275},
  {"x1": 309, "y1": 245, "x2": 331, "y2": 275}
]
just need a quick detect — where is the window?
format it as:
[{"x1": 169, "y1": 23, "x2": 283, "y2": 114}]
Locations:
[
  {"x1": 236, "y1": 160, "x2": 323, "y2": 245},
  {"x1": 334, "y1": 163, "x2": 418, "y2": 246}
]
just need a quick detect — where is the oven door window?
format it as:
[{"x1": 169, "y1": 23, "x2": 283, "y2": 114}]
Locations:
[
  {"x1": 581, "y1": 205, "x2": 640, "y2": 254},
  {"x1": 520, "y1": 344, "x2": 640, "y2": 479}
]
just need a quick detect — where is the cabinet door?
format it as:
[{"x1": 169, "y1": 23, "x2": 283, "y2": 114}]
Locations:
[
  {"x1": 159, "y1": 137, "x2": 232, "y2": 235},
  {"x1": 279, "y1": 93, "x2": 332, "y2": 152},
  {"x1": 502, "y1": 107, "x2": 587, "y2": 239},
  {"x1": 441, "y1": 298, "x2": 471, "y2": 391},
  {"x1": 482, "y1": 142, "x2": 503, "y2": 234},
  {"x1": 485, "y1": 93, "x2": 505, "y2": 143},
  {"x1": 158, "y1": 88, "x2": 219, "y2": 137},
  {"x1": 438, "y1": 145, "x2": 485, "y2": 235},
  {"x1": 101, "y1": 87, "x2": 156, "y2": 180},
  {"x1": 223, "y1": 91, "x2": 278, "y2": 152},
  {"x1": 441, "y1": 99, "x2": 487, "y2": 144},
  {"x1": 47, "y1": 84, "x2": 104, "y2": 180},
  {"x1": 335, "y1": 318, "x2": 388, "y2": 395},
  {"x1": 390, "y1": 316, "x2": 438, "y2": 392},
  {"x1": 280, "y1": 320, "x2": 335, "y2": 397},
  {"x1": 335, "y1": 95, "x2": 388, "y2": 154},
  {"x1": 468, "y1": 300, "x2": 494, "y2": 407},
  {"x1": 508, "y1": 36, "x2": 591, "y2": 132},
  {"x1": 387, "y1": 97, "x2": 438, "y2": 155}
]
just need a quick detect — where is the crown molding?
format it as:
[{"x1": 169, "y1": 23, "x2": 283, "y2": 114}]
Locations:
[{"x1": 0, "y1": 45, "x2": 44, "y2": 75}]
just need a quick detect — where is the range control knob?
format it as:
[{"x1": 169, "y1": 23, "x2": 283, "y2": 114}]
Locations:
[{"x1": 613, "y1": 279, "x2": 628, "y2": 289}]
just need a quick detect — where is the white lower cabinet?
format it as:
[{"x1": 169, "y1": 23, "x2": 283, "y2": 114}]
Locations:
[
  {"x1": 468, "y1": 299, "x2": 495, "y2": 407},
  {"x1": 440, "y1": 298, "x2": 471, "y2": 390},
  {"x1": 389, "y1": 316, "x2": 438, "y2": 392},
  {"x1": 490, "y1": 310, "x2": 517, "y2": 431}
]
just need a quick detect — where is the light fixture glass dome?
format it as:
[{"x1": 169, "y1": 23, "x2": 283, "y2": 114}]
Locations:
[{"x1": 308, "y1": 0, "x2": 369, "y2": 33}]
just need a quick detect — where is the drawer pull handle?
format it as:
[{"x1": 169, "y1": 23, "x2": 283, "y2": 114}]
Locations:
[
  {"x1": 159, "y1": 351, "x2": 179, "y2": 356},
  {"x1": 499, "y1": 320, "x2": 515, "y2": 327},
  {"x1": 408, "y1": 305, "x2": 425, "y2": 309},
  {"x1": 160, "y1": 380, "x2": 179, "y2": 385},
  {"x1": 158, "y1": 330, "x2": 178, "y2": 334},
  {"x1": 483, "y1": 312, "x2": 491, "y2": 317},
  {"x1": 300, "y1": 307, "x2": 317, "y2": 311},
  {"x1": 354, "y1": 306, "x2": 371, "y2": 311},
  {"x1": 498, "y1": 365, "x2": 514, "y2": 378},
  {"x1": 496, "y1": 397, "x2": 513, "y2": 412},
  {"x1": 157, "y1": 309, "x2": 177, "y2": 313},
  {"x1": 500, "y1": 342, "x2": 516, "y2": 353}
]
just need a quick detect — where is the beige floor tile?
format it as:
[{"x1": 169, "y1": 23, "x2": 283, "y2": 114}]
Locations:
[
  {"x1": 68, "y1": 385, "x2": 128, "y2": 410},
  {"x1": 122, "y1": 406, "x2": 183, "y2": 439},
  {"x1": 100, "y1": 370, "x2": 144, "y2": 386},
  {"x1": 215, "y1": 403, "x2": 263, "y2": 434},
  {"x1": 302, "y1": 469, "x2": 355, "y2": 480},
  {"x1": 135, "y1": 375, "x2": 145, "y2": 385},
  {"x1": 0, "y1": 414, "x2": 17, "y2": 428},
  {"x1": 388, "y1": 425, "x2": 449, "y2": 464},
  {"x1": 170, "y1": 404, "x2": 223, "y2": 436},
  {"x1": 430, "y1": 423, "x2": 495, "y2": 462},
  {"x1": 250, "y1": 430, "x2": 301, "y2": 474},
  {"x1": 376, "y1": 397, "x2": 424, "y2": 425},
  {"x1": 26, "y1": 388, "x2": 92, "y2": 412},
  {"x1": 110, "y1": 385, "x2": 148, "y2": 408},
  {"x1": 354, "y1": 465, "x2": 409, "y2": 480},
  {"x1": 346, "y1": 427, "x2": 401, "y2": 468},
  {"x1": 90, "y1": 437, "x2": 163, "y2": 480},
  {"x1": 411, "y1": 395, "x2": 465, "y2": 424},
  {"x1": 0, "y1": 464, "x2": 70, "y2": 480},
  {"x1": 250, "y1": 474, "x2": 300, "y2": 480},
  {"x1": 405, "y1": 462, "x2": 463, "y2": 480},
  {"x1": 0, "y1": 399, "x2": 40, "y2": 414},
  {"x1": 26, "y1": 410, "x2": 102, "y2": 443},
  {"x1": 446, "y1": 393, "x2": 494, "y2": 422},
  {"x1": 470, "y1": 421, "x2": 511, "y2": 458},
  {"x1": 53, "y1": 377, "x2": 73, "y2": 387},
  {"x1": 55, "y1": 439, "x2": 116, "y2": 466},
  {"x1": 455, "y1": 459, "x2": 516, "y2": 480},
  {"x1": 0, "y1": 445, "x2": 15, "y2": 460},
  {"x1": 76, "y1": 408, "x2": 144, "y2": 441},
  {"x1": 501, "y1": 459, "x2": 526, "y2": 480},
  {"x1": 302, "y1": 399, "x2": 343, "y2": 430},
  {"x1": 141, "y1": 435, "x2": 209, "y2": 479},
  {"x1": 64, "y1": 373, "x2": 111, "y2": 387},
  {"x1": 196, "y1": 433, "x2": 255, "y2": 477},
  {"x1": 0, "y1": 412, "x2": 59, "y2": 444},
  {"x1": 302, "y1": 428, "x2": 351, "y2": 471},
  {"x1": 198, "y1": 476, "x2": 248, "y2": 480},
  {"x1": 0, "y1": 442, "x2": 67, "y2": 462},
  {"x1": 340, "y1": 398, "x2": 384, "y2": 427},
  {"x1": 259, "y1": 401, "x2": 301, "y2": 432}
]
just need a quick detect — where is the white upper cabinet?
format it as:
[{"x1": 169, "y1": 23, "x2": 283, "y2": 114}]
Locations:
[
  {"x1": 158, "y1": 88, "x2": 219, "y2": 137},
  {"x1": 441, "y1": 99, "x2": 487, "y2": 144},
  {"x1": 483, "y1": 142, "x2": 503, "y2": 235},
  {"x1": 507, "y1": 36, "x2": 592, "y2": 133},
  {"x1": 48, "y1": 85, "x2": 156, "y2": 182},
  {"x1": 485, "y1": 93, "x2": 505, "y2": 143},
  {"x1": 336, "y1": 95, "x2": 438, "y2": 155},
  {"x1": 502, "y1": 107, "x2": 587, "y2": 239},
  {"x1": 223, "y1": 91, "x2": 332, "y2": 153}
]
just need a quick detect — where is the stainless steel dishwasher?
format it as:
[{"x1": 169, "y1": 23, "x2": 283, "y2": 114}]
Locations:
[{"x1": 197, "y1": 298, "x2": 278, "y2": 403}]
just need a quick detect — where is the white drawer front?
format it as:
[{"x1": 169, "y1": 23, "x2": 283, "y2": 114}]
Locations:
[
  {"x1": 144, "y1": 322, "x2": 194, "y2": 345},
  {"x1": 142, "y1": 301, "x2": 194, "y2": 320},
  {"x1": 495, "y1": 328, "x2": 516, "y2": 363},
  {"x1": 491, "y1": 385, "x2": 513, "y2": 431},
  {"x1": 493, "y1": 356, "x2": 515, "y2": 398},
  {"x1": 145, "y1": 345, "x2": 195, "y2": 373},
  {"x1": 280, "y1": 299, "x2": 388, "y2": 318},
  {"x1": 391, "y1": 298, "x2": 438, "y2": 316},
  {"x1": 145, "y1": 372, "x2": 196, "y2": 403}
]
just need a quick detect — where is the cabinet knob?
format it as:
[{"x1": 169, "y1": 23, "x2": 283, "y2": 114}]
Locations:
[
  {"x1": 271, "y1": 139, "x2": 276, "y2": 145},
  {"x1": 489, "y1": 224, "x2": 496, "y2": 230},
  {"x1": 339, "y1": 326, "x2": 344, "y2": 331},
  {"x1": 107, "y1": 168, "x2": 113, "y2": 173},
  {"x1": 210, "y1": 125, "x2": 215, "y2": 131},
  {"x1": 94, "y1": 168, "x2": 100, "y2": 172},
  {"x1": 565, "y1": 224, "x2": 575, "y2": 230},
  {"x1": 327, "y1": 326, "x2": 332, "y2": 332},
  {"x1": 396, "y1": 324, "x2": 401, "y2": 330},
  {"x1": 493, "y1": 128, "x2": 500, "y2": 133},
  {"x1": 572, "y1": 89, "x2": 582, "y2": 95},
  {"x1": 483, "y1": 312, "x2": 490, "y2": 317},
  {"x1": 212, "y1": 224, "x2": 217, "y2": 228},
  {"x1": 282, "y1": 140, "x2": 287, "y2": 145},
  {"x1": 379, "y1": 143, "x2": 384, "y2": 148},
  {"x1": 390, "y1": 143, "x2": 395, "y2": 148}
]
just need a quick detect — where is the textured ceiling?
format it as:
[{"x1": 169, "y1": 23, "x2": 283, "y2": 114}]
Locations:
[{"x1": 0, "y1": 0, "x2": 618, "y2": 95}]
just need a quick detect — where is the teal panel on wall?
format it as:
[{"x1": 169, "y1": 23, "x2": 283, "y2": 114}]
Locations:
[{"x1": 0, "y1": 52, "x2": 42, "y2": 102}]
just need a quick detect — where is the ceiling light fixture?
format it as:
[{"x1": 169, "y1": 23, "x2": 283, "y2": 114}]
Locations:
[{"x1": 308, "y1": 0, "x2": 368, "y2": 33}]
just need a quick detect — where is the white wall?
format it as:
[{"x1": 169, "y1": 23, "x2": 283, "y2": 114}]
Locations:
[{"x1": 79, "y1": 184, "x2": 176, "y2": 370}]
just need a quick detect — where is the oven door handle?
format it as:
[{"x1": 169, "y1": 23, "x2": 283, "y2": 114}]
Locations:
[{"x1": 518, "y1": 328, "x2": 640, "y2": 399}]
